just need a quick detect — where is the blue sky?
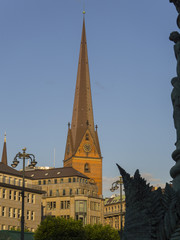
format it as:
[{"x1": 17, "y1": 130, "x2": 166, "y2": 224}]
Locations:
[{"x1": 0, "y1": 0, "x2": 178, "y2": 196}]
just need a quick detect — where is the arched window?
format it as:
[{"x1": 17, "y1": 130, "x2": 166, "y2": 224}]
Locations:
[{"x1": 84, "y1": 163, "x2": 90, "y2": 173}]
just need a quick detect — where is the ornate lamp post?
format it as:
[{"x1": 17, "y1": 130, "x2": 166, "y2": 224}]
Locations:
[
  {"x1": 11, "y1": 148, "x2": 37, "y2": 240},
  {"x1": 110, "y1": 176, "x2": 123, "y2": 238}
]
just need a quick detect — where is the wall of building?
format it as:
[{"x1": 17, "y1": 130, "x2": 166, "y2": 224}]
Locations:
[{"x1": 0, "y1": 174, "x2": 42, "y2": 232}]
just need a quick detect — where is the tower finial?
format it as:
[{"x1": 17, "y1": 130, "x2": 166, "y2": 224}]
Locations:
[
  {"x1": 83, "y1": 0, "x2": 86, "y2": 15},
  {"x1": 4, "y1": 132, "x2": 6, "y2": 143}
]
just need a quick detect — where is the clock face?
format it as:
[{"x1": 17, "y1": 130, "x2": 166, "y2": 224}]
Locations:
[{"x1": 83, "y1": 143, "x2": 92, "y2": 153}]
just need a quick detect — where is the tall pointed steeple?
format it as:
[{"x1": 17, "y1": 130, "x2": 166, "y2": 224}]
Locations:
[
  {"x1": 1, "y1": 133, "x2": 7, "y2": 165},
  {"x1": 64, "y1": 16, "x2": 102, "y2": 196},
  {"x1": 65, "y1": 17, "x2": 101, "y2": 157},
  {"x1": 71, "y1": 17, "x2": 96, "y2": 151}
]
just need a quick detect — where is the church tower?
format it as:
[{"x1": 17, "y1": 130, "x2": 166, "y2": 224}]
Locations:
[{"x1": 64, "y1": 16, "x2": 102, "y2": 196}]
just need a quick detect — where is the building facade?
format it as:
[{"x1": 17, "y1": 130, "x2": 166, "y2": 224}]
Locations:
[
  {"x1": 104, "y1": 195, "x2": 126, "y2": 230},
  {"x1": 0, "y1": 138, "x2": 44, "y2": 231},
  {"x1": 25, "y1": 167, "x2": 103, "y2": 225}
]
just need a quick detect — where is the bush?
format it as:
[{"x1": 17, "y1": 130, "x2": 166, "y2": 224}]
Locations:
[
  {"x1": 34, "y1": 216, "x2": 120, "y2": 240},
  {"x1": 84, "y1": 224, "x2": 120, "y2": 240},
  {"x1": 34, "y1": 216, "x2": 85, "y2": 240}
]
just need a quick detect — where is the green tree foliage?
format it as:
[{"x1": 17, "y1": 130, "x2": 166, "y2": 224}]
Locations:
[
  {"x1": 34, "y1": 216, "x2": 85, "y2": 240},
  {"x1": 34, "y1": 216, "x2": 120, "y2": 240},
  {"x1": 84, "y1": 224, "x2": 120, "y2": 240}
]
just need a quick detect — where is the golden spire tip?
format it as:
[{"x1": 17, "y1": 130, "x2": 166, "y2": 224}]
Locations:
[{"x1": 4, "y1": 132, "x2": 6, "y2": 142}]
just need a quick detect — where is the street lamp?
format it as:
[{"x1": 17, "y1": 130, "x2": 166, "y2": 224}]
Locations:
[
  {"x1": 11, "y1": 148, "x2": 37, "y2": 240},
  {"x1": 110, "y1": 176, "x2": 123, "y2": 238}
]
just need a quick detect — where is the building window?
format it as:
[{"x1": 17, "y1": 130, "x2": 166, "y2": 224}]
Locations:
[
  {"x1": 31, "y1": 211, "x2": 34, "y2": 220},
  {"x1": 32, "y1": 194, "x2": 34, "y2": 203},
  {"x1": 77, "y1": 178, "x2": 79, "y2": 182},
  {"x1": 85, "y1": 133, "x2": 89, "y2": 140},
  {"x1": 18, "y1": 209, "x2": 21, "y2": 219},
  {"x1": 70, "y1": 189, "x2": 72, "y2": 195},
  {"x1": 8, "y1": 207, "x2": 12, "y2": 217},
  {"x1": 60, "y1": 201, "x2": 70, "y2": 209},
  {"x1": 9, "y1": 177, "x2": 12, "y2": 184},
  {"x1": 8, "y1": 225, "x2": 12, "y2": 230},
  {"x1": 73, "y1": 178, "x2": 76, "y2": 182},
  {"x1": 3, "y1": 176, "x2": 6, "y2": 183},
  {"x1": 14, "y1": 191, "x2": 17, "y2": 201},
  {"x1": 19, "y1": 179, "x2": 22, "y2": 186},
  {"x1": 60, "y1": 178, "x2": 63, "y2": 183},
  {"x1": 2, "y1": 225, "x2": 5, "y2": 230},
  {"x1": 48, "y1": 179, "x2": 51, "y2": 184},
  {"x1": 67, "y1": 201, "x2": 70, "y2": 209},
  {"x1": 75, "y1": 200, "x2": 87, "y2": 213},
  {"x1": 49, "y1": 190, "x2": 52, "y2": 196},
  {"x1": 38, "y1": 180, "x2": 41, "y2": 185},
  {"x1": 63, "y1": 189, "x2": 66, "y2": 196},
  {"x1": 56, "y1": 190, "x2": 59, "y2": 196},
  {"x1": 14, "y1": 178, "x2": 17, "y2": 185},
  {"x1": 84, "y1": 163, "x2": 90, "y2": 172},
  {"x1": 18, "y1": 192, "x2": 21, "y2": 201},
  {"x1": 3, "y1": 189, "x2": 6, "y2": 199},
  {"x1": 13, "y1": 208, "x2": 16, "y2": 218},
  {"x1": 9, "y1": 190, "x2": 12, "y2": 200},
  {"x1": 54, "y1": 179, "x2": 57, "y2": 184},
  {"x1": 27, "y1": 210, "x2": 30, "y2": 220},
  {"x1": 68, "y1": 178, "x2": 71, "y2": 183},
  {"x1": 47, "y1": 202, "x2": 56, "y2": 210},
  {"x1": 43, "y1": 180, "x2": 46, "y2": 185},
  {"x1": 90, "y1": 202, "x2": 100, "y2": 211},
  {"x1": 2, "y1": 207, "x2": 6, "y2": 217},
  {"x1": 27, "y1": 193, "x2": 30, "y2": 203}
]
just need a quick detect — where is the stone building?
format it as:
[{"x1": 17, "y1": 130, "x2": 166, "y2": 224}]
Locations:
[
  {"x1": 25, "y1": 167, "x2": 103, "y2": 225},
  {"x1": 0, "y1": 136, "x2": 44, "y2": 231},
  {"x1": 104, "y1": 195, "x2": 126, "y2": 230}
]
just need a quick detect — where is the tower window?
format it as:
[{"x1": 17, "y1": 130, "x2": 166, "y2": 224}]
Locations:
[
  {"x1": 85, "y1": 134, "x2": 89, "y2": 141},
  {"x1": 84, "y1": 163, "x2": 90, "y2": 173}
]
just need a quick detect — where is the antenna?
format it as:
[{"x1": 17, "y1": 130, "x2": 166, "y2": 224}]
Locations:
[{"x1": 53, "y1": 148, "x2": 55, "y2": 168}]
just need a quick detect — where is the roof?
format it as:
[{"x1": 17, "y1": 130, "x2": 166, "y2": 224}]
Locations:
[
  {"x1": 0, "y1": 162, "x2": 24, "y2": 178},
  {"x1": 104, "y1": 195, "x2": 126, "y2": 205},
  {"x1": 25, "y1": 166, "x2": 89, "y2": 180}
]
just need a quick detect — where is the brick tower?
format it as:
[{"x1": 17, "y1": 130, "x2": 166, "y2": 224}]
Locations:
[{"x1": 64, "y1": 16, "x2": 102, "y2": 196}]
